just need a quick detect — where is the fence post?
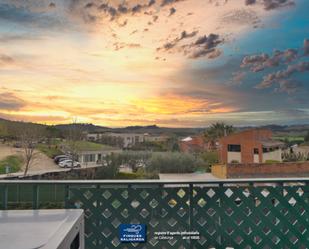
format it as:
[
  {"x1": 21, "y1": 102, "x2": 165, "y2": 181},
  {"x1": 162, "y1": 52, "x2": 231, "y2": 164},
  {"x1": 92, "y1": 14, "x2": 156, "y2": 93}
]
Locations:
[
  {"x1": 32, "y1": 184, "x2": 39, "y2": 209},
  {"x1": 64, "y1": 184, "x2": 69, "y2": 208},
  {"x1": 2, "y1": 184, "x2": 8, "y2": 210},
  {"x1": 189, "y1": 183, "x2": 194, "y2": 249}
]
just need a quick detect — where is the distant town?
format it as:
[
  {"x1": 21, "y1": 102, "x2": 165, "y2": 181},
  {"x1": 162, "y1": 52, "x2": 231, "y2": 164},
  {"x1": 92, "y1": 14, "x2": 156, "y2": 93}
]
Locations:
[{"x1": 1, "y1": 117, "x2": 309, "y2": 180}]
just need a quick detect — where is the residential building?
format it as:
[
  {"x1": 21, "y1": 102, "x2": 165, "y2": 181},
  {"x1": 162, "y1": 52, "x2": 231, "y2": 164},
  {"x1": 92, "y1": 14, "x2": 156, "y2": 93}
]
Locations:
[
  {"x1": 60, "y1": 142, "x2": 120, "y2": 167},
  {"x1": 77, "y1": 149, "x2": 120, "y2": 167},
  {"x1": 179, "y1": 135, "x2": 212, "y2": 153},
  {"x1": 108, "y1": 133, "x2": 144, "y2": 148},
  {"x1": 87, "y1": 133, "x2": 103, "y2": 141},
  {"x1": 144, "y1": 133, "x2": 169, "y2": 143},
  {"x1": 87, "y1": 132, "x2": 169, "y2": 149},
  {"x1": 218, "y1": 129, "x2": 284, "y2": 164}
]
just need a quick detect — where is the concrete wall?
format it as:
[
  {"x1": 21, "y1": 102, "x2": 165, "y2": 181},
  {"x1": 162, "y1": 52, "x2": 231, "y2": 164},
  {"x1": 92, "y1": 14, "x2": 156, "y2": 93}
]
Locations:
[
  {"x1": 211, "y1": 164, "x2": 227, "y2": 178},
  {"x1": 2, "y1": 166, "x2": 101, "y2": 180},
  {"x1": 262, "y1": 149, "x2": 282, "y2": 162},
  {"x1": 227, "y1": 152, "x2": 241, "y2": 163}
]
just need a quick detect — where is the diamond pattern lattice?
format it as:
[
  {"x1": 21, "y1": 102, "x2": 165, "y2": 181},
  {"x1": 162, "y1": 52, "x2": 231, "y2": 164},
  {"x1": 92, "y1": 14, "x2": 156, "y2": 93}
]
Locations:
[{"x1": 2, "y1": 181, "x2": 309, "y2": 249}]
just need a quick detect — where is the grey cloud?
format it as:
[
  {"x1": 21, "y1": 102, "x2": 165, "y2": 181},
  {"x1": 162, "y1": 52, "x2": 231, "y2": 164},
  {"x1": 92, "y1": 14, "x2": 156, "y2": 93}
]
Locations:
[
  {"x1": 241, "y1": 49, "x2": 298, "y2": 72},
  {"x1": 157, "y1": 30, "x2": 198, "y2": 51},
  {"x1": 256, "y1": 61, "x2": 309, "y2": 89},
  {"x1": 157, "y1": 32, "x2": 222, "y2": 59},
  {"x1": 113, "y1": 42, "x2": 141, "y2": 51},
  {"x1": 189, "y1": 48, "x2": 221, "y2": 59},
  {"x1": 161, "y1": 0, "x2": 183, "y2": 7},
  {"x1": 132, "y1": 4, "x2": 143, "y2": 14},
  {"x1": 263, "y1": 0, "x2": 295, "y2": 10},
  {"x1": 304, "y1": 39, "x2": 309, "y2": 55},
  {"x1": 244, "y1": 0, "x2": 295, "y2": 10},
  {"x1": 94, "y1": 1, "x2": 157, "y2": 20},
  {"x1": 117, "y1": 4, "x2": 128, "y2": 14},
  {"x1": 84, "y1": 2, "x2": 95, "y2": 8},
  {"x1": 98, "y1": 3, "x2": 117, "y2": 19},
  {"x1": 274, "y1": 80, "x2": 302, "y2": 94},
  {"x1": 169, "y1": 7, "x2": 176, "y2": 16},
  {"x1": 242, "y1": 53, "x2": 269, "y2": 66},
  {"x1": 179, "y1": 30, "x2": 198, "y2": 40},
  {"x1": 194, "y1": 34, "x2": 221, "y2": 49},
  {"x1": 153, "y1": 15, "x2": 159, "y2": 22},
  {"x1": 0, "y1": 54, "x2": 14, "y2": 64},
  {"x1": 231, "y1": 71, "x2": 246, "y2": 85},
  {"x1": 245, "y1": 0, "x2": 256, "y2": 5},
  {"x1": 284, "y1": 49, "x2": 298, "y2": 62},
  {"x1": 0, "y1": 92, "x2": 26, "y2": 110},
  {"x1": 148, "y1": 0, "x2": 156, "y2": 6},
  {"x1": 49, "y1": 2, "x2": 56, "y2": 8}
]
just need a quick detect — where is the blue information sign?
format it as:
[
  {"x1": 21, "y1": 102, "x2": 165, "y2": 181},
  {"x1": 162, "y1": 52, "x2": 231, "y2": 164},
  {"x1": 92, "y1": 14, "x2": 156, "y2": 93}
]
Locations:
[{"x1": 119, "y1": 224, "x2": 146, "y2": 243}]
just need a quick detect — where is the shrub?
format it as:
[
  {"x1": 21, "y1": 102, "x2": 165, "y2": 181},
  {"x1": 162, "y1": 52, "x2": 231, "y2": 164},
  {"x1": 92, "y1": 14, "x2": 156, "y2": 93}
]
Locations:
[
  {"x1": 0, "y1": 155, "x2": 24, "y2": 174},
  {"x1": 265, "y1": 160, "x2": 280, "y2": 164},
  {"x1": 146, "y1": 152, "x2": 205, "y2": 174}
]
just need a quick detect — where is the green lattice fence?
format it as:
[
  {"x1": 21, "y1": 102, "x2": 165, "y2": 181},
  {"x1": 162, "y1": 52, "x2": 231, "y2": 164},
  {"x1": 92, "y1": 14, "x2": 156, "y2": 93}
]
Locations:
[{"x1": 1, "y1": 179, "x2": 309, "y2": 249}]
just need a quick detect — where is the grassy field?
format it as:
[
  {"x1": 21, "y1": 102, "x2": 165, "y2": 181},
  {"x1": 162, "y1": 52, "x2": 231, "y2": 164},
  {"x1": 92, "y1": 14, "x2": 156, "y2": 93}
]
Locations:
[
  {"x1": 63, "y1": 140, "x2": 116, "y2": 151},
  {"x1": 0, "y1": 155, "x2": 23, "y2": 174},
  {"x1": 273, "y1": 136, "x2": 304, "y2": 142},
  {"x1": 37, "y1": 144, "x2": 62, "y2": 158},
  {"x1": 37, "y1": 140, "x2": 117, "y2": 158}
]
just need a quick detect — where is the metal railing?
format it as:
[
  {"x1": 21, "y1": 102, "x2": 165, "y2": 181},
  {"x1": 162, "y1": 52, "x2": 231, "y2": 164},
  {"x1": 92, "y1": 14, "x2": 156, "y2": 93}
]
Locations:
[{"x1": 1, "y1": 178, "x2": 309, "y2": 249}]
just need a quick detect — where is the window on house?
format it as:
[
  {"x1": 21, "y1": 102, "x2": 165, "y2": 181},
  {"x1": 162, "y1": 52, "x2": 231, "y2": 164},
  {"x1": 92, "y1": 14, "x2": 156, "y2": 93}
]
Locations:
[
  {"x1": 263, "y1": 148, "x2": 269, "y2": 153},
  {"x1": 84, "y1": 154, "x2": 96, "y2": 162},
  {"x1": 254, "y1": 148, "x2": 259, "y2": 154},
  {"x1": 227, "y1": 144, "x2": 241, "y2": 152}
]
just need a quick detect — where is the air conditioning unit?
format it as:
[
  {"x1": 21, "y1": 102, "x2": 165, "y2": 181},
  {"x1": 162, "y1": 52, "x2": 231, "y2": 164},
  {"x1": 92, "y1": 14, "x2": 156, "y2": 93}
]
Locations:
[{"x1": 0, "y1": 209, "x2": 84, "y2": 249}]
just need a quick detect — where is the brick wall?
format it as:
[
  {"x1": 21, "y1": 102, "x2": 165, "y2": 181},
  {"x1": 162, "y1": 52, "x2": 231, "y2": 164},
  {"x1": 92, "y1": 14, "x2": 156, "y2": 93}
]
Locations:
[
  {"x1": 227, "y1": 162, "x2": 309, "y2": 178},
  {"x1": 219, "y1": 129, "x2": 272, "y2": 164}
]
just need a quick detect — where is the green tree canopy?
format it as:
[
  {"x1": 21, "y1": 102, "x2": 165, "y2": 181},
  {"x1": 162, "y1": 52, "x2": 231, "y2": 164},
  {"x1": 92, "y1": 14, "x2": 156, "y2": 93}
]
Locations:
[{"x1": 205, "y1": 122, "x2": 235, "y2": 142}]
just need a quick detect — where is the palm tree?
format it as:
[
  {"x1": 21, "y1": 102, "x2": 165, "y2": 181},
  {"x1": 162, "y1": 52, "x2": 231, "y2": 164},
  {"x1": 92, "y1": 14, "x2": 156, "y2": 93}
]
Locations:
[{"x1": 204, "y1": 122, "x2": 235, "y2": 148}]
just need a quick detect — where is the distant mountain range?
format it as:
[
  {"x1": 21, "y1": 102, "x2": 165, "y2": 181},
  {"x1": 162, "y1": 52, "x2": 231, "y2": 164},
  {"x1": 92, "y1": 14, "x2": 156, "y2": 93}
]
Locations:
[{"x1": 1, "y1": 118, "x2": 309, "y2": 136}]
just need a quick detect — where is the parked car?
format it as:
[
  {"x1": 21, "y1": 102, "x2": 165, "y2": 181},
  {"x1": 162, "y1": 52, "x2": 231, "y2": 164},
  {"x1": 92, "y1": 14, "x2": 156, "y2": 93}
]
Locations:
[
  {"x1": 58, "y1": 160, "x2": 81, "y2": 168},
  {"x1": 13, "y1": 142, "x2": 22, "y2": 148},
  {"x1": 54, "y1": 155, "x2": 72, "y2": 164}
]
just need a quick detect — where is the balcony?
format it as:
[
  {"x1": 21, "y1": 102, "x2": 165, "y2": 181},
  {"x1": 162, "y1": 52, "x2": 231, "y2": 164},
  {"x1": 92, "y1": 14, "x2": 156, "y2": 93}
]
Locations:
[{"x1": 0, "y1": 178, "x2": 308, "y2": 248}]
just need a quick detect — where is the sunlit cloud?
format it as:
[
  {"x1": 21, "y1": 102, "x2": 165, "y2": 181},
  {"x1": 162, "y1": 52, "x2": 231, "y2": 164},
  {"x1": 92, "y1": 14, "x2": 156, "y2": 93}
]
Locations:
[{"x1": 0, "y1": 0, "x2": 307, "y2": 126}]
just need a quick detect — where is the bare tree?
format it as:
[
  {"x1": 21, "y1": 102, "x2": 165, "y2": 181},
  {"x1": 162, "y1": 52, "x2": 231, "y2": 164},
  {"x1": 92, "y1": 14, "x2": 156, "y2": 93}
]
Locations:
[
  {"x1": 63, "y1": 119, "x2": 85, "y2": 167},
  {"x1": 8, "y1": 122, "x2": 45, "y2": 176}
]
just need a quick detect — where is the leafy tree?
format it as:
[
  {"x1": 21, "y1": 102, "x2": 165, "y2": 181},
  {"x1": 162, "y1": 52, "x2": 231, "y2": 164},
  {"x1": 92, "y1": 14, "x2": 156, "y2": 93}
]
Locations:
[
  {"x1": 146, "y1": 152, "x2": 205, "y2": 174},
  {"x1": 62, "y1": 120, "x2": 85, "y2": 167},
  {"x1": 204, "y1": 122, "x2": 235, "y2": 146},
  {"x1": 45, "y1": 126, "x2": 62, "y2": 144},
  {"x1": 200, "y1": 151, "x2": 219, "y2": 166},
  {"x1": 95, "y1": 152, "x2": 152, "y2": 179},
  {"x1": 95, "y1": 153, "x2": 121, "y2": 179}
]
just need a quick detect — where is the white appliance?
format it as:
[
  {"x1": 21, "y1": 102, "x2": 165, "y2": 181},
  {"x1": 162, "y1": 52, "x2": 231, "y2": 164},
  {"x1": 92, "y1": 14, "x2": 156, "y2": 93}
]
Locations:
[{"x1": 0, "y1": 209, "x2": 84, "y2": 249}]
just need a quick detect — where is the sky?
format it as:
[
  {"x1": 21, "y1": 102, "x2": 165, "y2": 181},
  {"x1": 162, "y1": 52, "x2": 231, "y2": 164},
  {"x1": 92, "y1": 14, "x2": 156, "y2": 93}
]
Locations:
[{"x1": 0, "y1": 0, "x2": 308, "y2": 127}]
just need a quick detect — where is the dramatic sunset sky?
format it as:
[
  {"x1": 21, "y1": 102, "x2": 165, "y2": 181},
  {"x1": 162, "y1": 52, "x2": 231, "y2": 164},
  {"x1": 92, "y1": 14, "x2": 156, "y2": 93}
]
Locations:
[{"x1": 0, "y1": 0, "x2": 308, "y2": 127}]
